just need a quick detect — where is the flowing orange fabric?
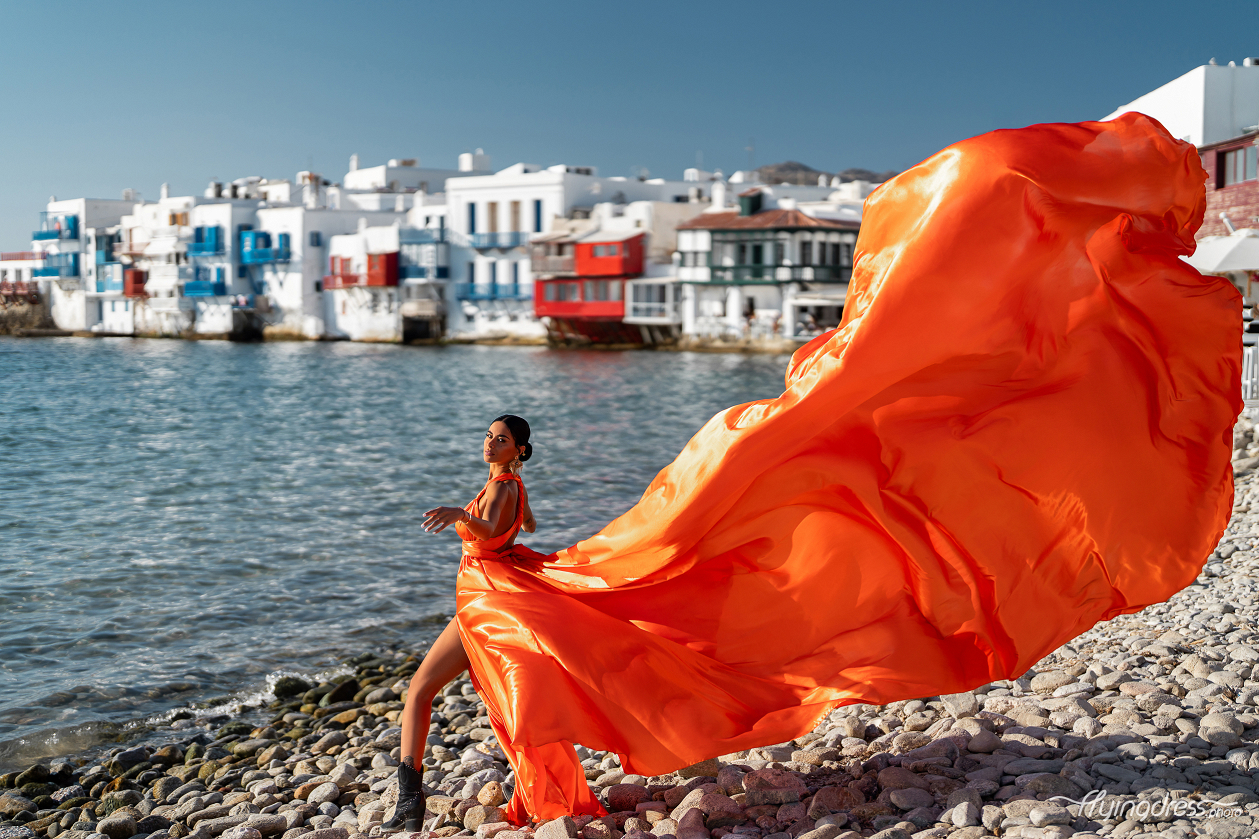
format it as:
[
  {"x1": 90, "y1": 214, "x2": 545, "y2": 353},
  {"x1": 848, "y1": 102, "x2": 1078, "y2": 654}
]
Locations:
[{"x1": 455, "y1": 113, "x2": 1241, "y2": 824}]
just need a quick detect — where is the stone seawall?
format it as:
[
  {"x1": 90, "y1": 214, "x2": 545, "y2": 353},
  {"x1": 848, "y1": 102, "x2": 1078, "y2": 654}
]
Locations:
[{"x1": 0, "y1": 301, "x2": 54, "y2": 335}]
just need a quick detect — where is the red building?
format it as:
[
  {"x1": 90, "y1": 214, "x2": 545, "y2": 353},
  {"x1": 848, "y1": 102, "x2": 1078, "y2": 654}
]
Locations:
[
  {"x1": 533, "y1": 231, "x2": 646, "y2": 345},
  {"x1": 1200, "y1": 131, "x2": 1259, "y2": 239}
]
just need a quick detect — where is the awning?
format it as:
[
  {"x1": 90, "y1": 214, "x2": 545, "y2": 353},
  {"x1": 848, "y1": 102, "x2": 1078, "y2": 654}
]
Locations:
[{"x1": 1185, "y1": 229, "x2": 1259, "y2": 274}]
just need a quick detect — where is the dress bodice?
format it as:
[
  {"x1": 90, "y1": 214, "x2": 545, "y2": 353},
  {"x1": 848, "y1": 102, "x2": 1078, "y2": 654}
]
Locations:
[{"x1": 455, "y1": 472, "x2": 524, "y2": 557}]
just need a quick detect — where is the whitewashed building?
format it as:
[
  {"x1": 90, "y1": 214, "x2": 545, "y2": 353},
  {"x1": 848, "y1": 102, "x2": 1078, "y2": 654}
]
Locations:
[
  {"x1": 674, "y1": 183, "x2": 860, "y2": 342},
  {"x1": 1105, "y1": 58, "x2": 1259, "y2": 147},
  {"x1": 444, "y1": 163, "x2": 702, "y2": 339}
]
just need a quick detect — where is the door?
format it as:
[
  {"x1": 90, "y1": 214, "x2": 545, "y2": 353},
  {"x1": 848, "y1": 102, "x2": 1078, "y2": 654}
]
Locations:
[{"x1": 510, "y1": 201, "x2": 521, "y2": 232}]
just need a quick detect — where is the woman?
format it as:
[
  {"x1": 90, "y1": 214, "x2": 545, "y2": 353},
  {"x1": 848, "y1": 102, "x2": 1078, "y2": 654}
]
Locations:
[
  {"x1": 383, "y1": 414, "x2": 535, "y2": 832},
  {"x1": 402, "y1": 114, "x2": 1241, "y2": 828}
]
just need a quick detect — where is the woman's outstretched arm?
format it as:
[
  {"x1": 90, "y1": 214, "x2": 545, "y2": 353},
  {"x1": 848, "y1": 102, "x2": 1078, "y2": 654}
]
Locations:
[{"x1": 423, "y1": 482, "x2": 516, "y2": 538}]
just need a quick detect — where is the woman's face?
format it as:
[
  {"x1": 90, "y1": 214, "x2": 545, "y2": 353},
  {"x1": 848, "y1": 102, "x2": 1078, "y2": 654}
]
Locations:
[{"x1": 484, "y1": 421, "x2": 523, "y2": 465}]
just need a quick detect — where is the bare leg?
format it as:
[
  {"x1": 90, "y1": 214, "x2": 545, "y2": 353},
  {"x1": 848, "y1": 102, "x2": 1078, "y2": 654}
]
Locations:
[{"x1": 400, "y1": 618, "x2": 471, "y2": 763}]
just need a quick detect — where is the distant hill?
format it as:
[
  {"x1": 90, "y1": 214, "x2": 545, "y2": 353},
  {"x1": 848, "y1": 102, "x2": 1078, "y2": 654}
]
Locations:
[{"x1": 756, "y1": 160, "x2": 898, "y2": 186}]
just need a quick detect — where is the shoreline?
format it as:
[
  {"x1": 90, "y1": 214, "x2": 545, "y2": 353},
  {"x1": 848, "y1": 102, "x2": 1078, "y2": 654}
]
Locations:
[
  {"x1": 0, "y1": 330, "x2": 801, "y2": 356},
  {"x1": 5, "y1": 446, "x2": 1259, "y2": 839}
]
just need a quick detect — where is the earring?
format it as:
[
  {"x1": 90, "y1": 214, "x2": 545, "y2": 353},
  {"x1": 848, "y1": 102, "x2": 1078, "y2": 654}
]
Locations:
[{"x1": 510, "y1": 456, "x2": 523, "y2": 473}]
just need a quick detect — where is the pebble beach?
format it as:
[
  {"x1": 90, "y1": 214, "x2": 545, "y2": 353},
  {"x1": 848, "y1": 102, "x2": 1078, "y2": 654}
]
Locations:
[{"x1": 6, "y1": 418, "x2": 1259, "y2": 839}]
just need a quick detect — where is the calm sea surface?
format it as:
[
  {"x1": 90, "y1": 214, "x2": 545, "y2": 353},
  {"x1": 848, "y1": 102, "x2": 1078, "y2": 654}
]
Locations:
[{"x1": 0, "y1": 337, "x2": 790, "y2": 772}]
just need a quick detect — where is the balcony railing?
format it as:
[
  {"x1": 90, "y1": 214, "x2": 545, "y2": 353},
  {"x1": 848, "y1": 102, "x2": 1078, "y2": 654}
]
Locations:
[
  {"x1": 0, "y1": 282, "x2": 39, "y2": 301},
  {"x1": 399, "y1": 228, "x2": 449, "y2": 245},
  {"x1": 32, "y1": 253, "x2": 79, "y2": 278},
  {"x1": 454, "y1": 283, "x2": 532, "y2": 301},
  {"x1": 400, "y1": 265, "x2": 450, "y2": 279},
  {"x1": 323, "y1": 273, "x2": 361, "y2": 290},
  {"x1": 183, "y1": 280, "x2": 228, "y2": 297},
  {"x1": 239, "y1": 231, "x2": 291, "y2": 264},
  {"x1": 114, "y1": 240, "x2": 148, "y2": 257},
  {"x1": 627, "y1": 302, "x2": 674, "y2": 319},
  {"x1": 464, "y1": 231, "x2": 530, "y2": 249},
  {"x1": 708, "y1": 265, "x2": 848, "y2": 283},
  {"x1": 188, "y1": 226, "x2": 225, "y2": 256},
  {"x1": 531, "y1": 255, "x2": 575, "y2": 275},
  {"x1": 96, "y1": 263, "x2": 125, "y2": 293},
  {"x1": 33, "y1": 212, "x2": 79, "y2": 241},
  {"x1": 1, "y1": 252, "x2": 45, "y2": 262}
]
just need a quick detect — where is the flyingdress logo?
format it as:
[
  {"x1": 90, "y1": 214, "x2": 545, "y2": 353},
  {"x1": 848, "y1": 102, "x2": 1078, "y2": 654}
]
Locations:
[{"x1": 1048, "y1": 790, "x2": 1244, "y2": 822}]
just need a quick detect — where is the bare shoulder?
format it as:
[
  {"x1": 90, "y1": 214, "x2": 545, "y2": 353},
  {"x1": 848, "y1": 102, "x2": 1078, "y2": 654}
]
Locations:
[{"x1": 484, "y1": 480, "x2": 518, "y2": 501}]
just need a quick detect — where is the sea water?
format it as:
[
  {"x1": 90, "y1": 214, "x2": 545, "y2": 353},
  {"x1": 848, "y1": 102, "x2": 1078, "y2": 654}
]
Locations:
[{"x1": 0, "y1": 337, "x2": 790, "y2": 770}]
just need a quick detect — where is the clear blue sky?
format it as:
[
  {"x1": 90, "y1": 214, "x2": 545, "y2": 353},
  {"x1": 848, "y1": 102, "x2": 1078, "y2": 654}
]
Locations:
[{"x1": 0, "y1": 0, "x2": 1254, "y2": 249}]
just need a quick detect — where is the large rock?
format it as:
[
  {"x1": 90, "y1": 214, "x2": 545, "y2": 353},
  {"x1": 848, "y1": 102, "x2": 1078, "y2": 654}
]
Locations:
[
  {"x1": 0, "y1": 794, "x2": 36, "y2": 818},
  {"x1": 696, "y1": 794, "x2": 743, "y2": 828},
  {"x1": 940, "y1": 692, "x2": 979, "y2": 718},
  {"x1": 674, "y1": 808, "x2": 709, "y2": 839},
  {"x1": 678, "y1": 759, "x2": 720, "y2": 779},
  {"x1": 1201, "y1": 712, "x2": 1245, "y2": 748},
  {"x1": 888, "y1": 788, "x2": 933, "y2": 811},
  {"x1": 96, "y1": 814, "x2": 138, "y2": 839},
  {"x1": 307, "y1": 782, "x2": 342, "y2": 806},
  {"x1": 464, "y1": 806, "x2": 505, "y2": 831},
  {"x1": 810, "y1": 785, "x2": 864, "y2": 812},
  {"x1": 535, "y1": 817, "x2": 578, "y2": 839},
  {"x1": 310, "y1": 732, "x2": 349, "y2": 755},
  {"x1": 606, "y1": 784, "x2": 650, "y2": 812},
  {"x1": 875, "y1": 767, "x2": 929, "y2": 791}
]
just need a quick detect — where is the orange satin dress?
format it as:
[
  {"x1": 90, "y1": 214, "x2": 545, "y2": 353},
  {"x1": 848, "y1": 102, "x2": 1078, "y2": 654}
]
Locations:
[{"x1": 455, "y1": 112, "x2": 1242, "y2": 824}]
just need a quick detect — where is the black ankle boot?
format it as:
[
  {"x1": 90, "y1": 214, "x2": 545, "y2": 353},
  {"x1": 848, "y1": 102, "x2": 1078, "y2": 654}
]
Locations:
[{"x1": 382, "y1": 759, "x2": 426, "y2": 832}]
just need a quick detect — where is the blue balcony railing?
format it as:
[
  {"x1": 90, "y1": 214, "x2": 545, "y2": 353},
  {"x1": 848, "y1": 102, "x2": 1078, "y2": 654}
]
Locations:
[
  {"x1": 96, "y1": 263, "x2": 124, "y2": 292},
  {"x1": 33, "y1": 252, "x2": 79, "y2": 278},
  {"x1": 466, "y1": 232, "x2": 529, "y2": 249},
  {"x1": 188, "y1": 226, "x2": 225, "y2": 256},
  {"x1": 454, "y1": 282, "x2": 532, "y2": 301},
  {"x1": 184, "y1": 280, "x2": 228, "y2": 297},
  {"x1": 33, "y1": 212, "x2": 79, "y2": 241},
  {"x1": 400, "y1": 265, "x2": 450, "y2": 279},
  {"x1": 239, "y1": 230, "x2": 291, "y2": 264},
  {"x1": 96, "y1": 249, "x2": 119, "y2": 265},
  {"x1": 399, "y1": 228, "x2": 448, "y2": 245}
]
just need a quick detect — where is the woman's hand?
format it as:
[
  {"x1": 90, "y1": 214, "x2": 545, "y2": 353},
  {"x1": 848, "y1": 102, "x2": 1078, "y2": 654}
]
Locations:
[{"x1": 422, "y1": 506, "x2": 466, "y2": 534}]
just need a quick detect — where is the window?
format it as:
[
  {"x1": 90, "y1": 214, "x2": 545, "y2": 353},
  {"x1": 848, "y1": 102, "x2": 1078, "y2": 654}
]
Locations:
[
  {"x1": 633, "y1": 284, "x2": 667, "y2": 303},
  {"x1": 751, "y1": 244, "x2": 763, "y2": 264},
  {"x1": 513, "y1": 261, "x2": 520, "y2": 284},
  {"x1": 774, "y1": 243, "x2": 784, "y2": 265},
  {"x1": 510, "y1": 201, "x2": 521, "y2": 232},
  {"x1": 545, "y1": 282, "x2": 558, "y2": 301},
  {"x1": 488, "y1": 202, "x2": 499, "y2": 233},
  {"x1": 801, "y1": 242, "x2": 813, "y2": 266},
  {"x1": 737, "y1": 243, "x2": 747, "y2": 264},
  {"x1": 468, "y1": 261, "x2": 476, "y2": 283},
  {"x1": 468, "y1": 203, "x2": 477, "y2": 234},
  {"x1": 561, "y1": 282, "x2": 580, "y2": 301},
  {"x1": 840, "y1": 243, "x2": 853, "y2": 266},
  {"x1": 593, "y1": 244, "x2": 621, "y2": 257},
  {"x1": 533, "y1": 199, "x2": 543, "y2": 233},
  {"x1": 830, "y1": 243, "x2": 840, "y2": 265},
  {"x1": 1222, "y1": 146, "x2": 1259, "y2": 186},
  {"x1": 489, "y1": 261, "x2": 498, "y2": 284},
  {"x1": 309, "y1": 231, "x2": 322, "y2": 247}
]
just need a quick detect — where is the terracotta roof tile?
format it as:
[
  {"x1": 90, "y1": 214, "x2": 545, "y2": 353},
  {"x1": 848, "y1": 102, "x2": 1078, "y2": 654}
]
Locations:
[{"x1": 677, "y1": 209, "x2": 858, "y2": 231}]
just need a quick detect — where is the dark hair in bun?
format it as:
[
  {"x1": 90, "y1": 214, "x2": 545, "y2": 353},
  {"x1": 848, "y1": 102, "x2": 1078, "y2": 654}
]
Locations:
[{"x1": 493, "y1": 414, "x2": 533, "y2": 462}]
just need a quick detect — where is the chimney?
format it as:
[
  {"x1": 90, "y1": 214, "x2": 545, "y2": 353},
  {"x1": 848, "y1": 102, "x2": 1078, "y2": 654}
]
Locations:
[
  {"x1": 710, "y1": 180, "x2": 726, "y2": 211},
  {"x1": 349, "y1": 153, "x2": 359, "y2": 172},
  {"x1": 160, "y1": 183, "x2": 170, "y2": 200}
]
